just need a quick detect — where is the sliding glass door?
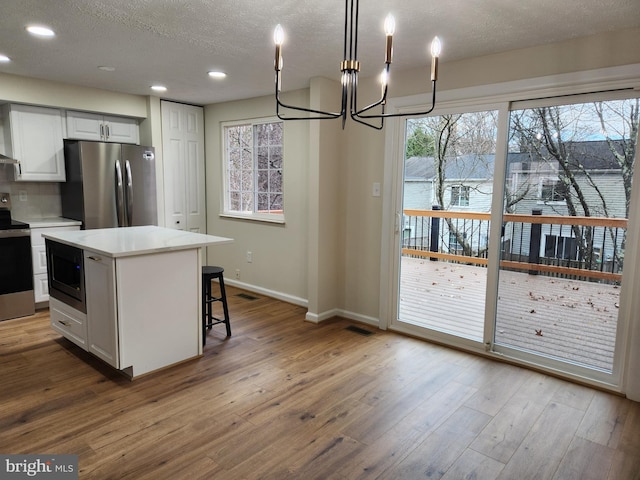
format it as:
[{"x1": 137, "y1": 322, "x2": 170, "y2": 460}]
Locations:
[
  {"x1": 494, "y1": 95, "x2": 639, "y2": 377},
  {"x1": 389, "y1": 91, "x2": 639, "y2": 385},
  {"x1": 397, "y1": 109, "x2": 499, "y2": 343}
]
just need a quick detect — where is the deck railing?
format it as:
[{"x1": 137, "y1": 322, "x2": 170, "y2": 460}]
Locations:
[{"x1": 402, "y1": 208, "x2": 627, "y2": 283}]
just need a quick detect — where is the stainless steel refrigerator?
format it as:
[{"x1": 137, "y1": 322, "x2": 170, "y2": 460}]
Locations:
[{"x1": 61, "y1": 140, "x2": 158, "y2": 229}]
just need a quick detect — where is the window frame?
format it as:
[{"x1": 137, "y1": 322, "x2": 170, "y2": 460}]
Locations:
[
  {"x1": 538, "y1": 176, "x2": 568, "y2": 204},
  {"x1": 220, "y1": 117, "x2": 285, "y2": 224},
  {"x1": 451, "y1": 185, "x2": 471, "y2": 207}
]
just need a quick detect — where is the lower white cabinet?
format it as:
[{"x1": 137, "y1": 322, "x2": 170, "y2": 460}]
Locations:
[
  {"x1": 31, "y1": 225, "x2": 80, "y2": 303},
  {"x1": 84, "y1": 252, "x2": 119, "y2": 368},
  {"x1": 50, "y1": 297, "x2": 87, "y2": 350}
]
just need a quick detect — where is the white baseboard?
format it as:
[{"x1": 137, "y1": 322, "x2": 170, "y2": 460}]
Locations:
[
  {"x1": 306, "y1": 308, "x2": 380, "y2": 328},
  {"x1": 224, "y1": 279, "x2": 380, "y2": 329},
  {"x1": 224, "y1": 278, "x2": 308, "y2": 307}
]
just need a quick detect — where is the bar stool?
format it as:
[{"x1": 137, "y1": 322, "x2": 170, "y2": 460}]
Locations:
[{"x1": 202, "y1": 266, "x2": 231, "y2": 345}]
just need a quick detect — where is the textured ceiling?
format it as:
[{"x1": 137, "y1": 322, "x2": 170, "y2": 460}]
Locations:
[{"x1": 1, "y1": 0, "x2": 639, "y2": 106}]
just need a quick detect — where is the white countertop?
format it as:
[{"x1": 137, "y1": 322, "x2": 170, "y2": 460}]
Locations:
[
  {"x1": 43, "y1": 225, "x2": 233, "y2": 258},
  {"x1": 17, "y1": 217, "x2": 83, "y2": 228}
]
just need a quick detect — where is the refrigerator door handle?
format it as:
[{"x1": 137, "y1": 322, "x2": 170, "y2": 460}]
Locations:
[
  {"x1": 115, "y1": 159, "x2": 126, "y2": 227},
  {"x1": 125, "y1": 160, "x2": 133, "y2": 227}
]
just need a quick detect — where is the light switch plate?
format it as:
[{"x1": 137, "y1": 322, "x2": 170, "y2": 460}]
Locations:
[{"x1": 372, "y1": 182, "x2": 381, "y2": 197}]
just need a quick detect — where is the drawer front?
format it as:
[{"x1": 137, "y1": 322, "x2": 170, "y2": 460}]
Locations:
[
  {"x1": 34, "y1": 273, "x2": 49, "y2": 302},
  {"x1": 49, "y1": 297, "x2": 88, "y2": 350}
]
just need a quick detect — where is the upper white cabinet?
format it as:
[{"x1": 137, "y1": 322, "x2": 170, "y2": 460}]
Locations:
[
  {"x1": 2, "y1": 104, "x2": 66, "y2": 182},
  {"x1": 66, "y1": 110, "x2": 139, "y2": 144}
]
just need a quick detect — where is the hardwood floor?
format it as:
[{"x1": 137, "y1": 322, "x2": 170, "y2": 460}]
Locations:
[{"x1": 1, "y1": 286, "x2": 639, "y2": 479}]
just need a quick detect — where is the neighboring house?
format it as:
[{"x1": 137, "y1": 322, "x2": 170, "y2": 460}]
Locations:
[
  {"x1": 505, "y1": 141, "x2": 627, "y2": 270},
  {"x1": 403, "y1": 154, "x2": 494, "y2": 255},
  {"x1": 403, "y1": 141, "x2": 628, "y2": 270}
]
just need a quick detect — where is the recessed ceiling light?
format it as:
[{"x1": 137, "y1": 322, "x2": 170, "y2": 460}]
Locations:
[
  {"x1": 208, "y1": 71, "x2": 227, "y2": 79},
  {"x1": 151, "y1": 85, "x2": 167, "y2": 92},
  {"x1": 26, "y1": 25, "x2": 56, "y2": 37},
  {"x1": 98, "y1": 66, "x2": 116, "y2": 72},
  {"x1": 0, "y1": 54, "x2": 10, "y2": 63}
]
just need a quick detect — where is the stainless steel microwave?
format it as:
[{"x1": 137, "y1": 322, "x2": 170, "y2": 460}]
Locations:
[{"x1": 45, "y1": 239, "x2": 86, "y2": 313}]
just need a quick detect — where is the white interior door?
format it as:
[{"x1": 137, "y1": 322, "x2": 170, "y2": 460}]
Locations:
[{"x1": 161, "y1": 100, "x2": 206, "y2": 233}]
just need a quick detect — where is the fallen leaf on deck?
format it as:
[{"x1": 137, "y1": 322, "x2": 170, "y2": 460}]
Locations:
[{"x1": 535, "y1": 329, "x2": 543, "y2": 336}]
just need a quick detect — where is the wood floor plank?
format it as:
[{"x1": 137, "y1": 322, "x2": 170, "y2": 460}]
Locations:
[
  {"x1": 441, "y1": 449, "x2": 506, "y2": 480},
  {"x1": 552, "y1": 437, "x2": 615, "y2": 480},
  {"x1": 334, "y1": 380, "x2": 478, "y2": 480},
  {"x1": 496, "y1": 402, "x2": 586, "y2": 480},
  {"x1": 386, "y1": 405, "x2": 492, "y2": 480},
  {"x1": 576, "y1": 390, "x2": 631, "y2": 448},
  {"x1": 470, "y1": 371, "x2": 563, "y2": 463}
]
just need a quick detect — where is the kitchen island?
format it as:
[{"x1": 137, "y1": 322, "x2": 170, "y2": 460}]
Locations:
[{"x1": 43, "y1": 226, "x2": 233, "y2": 378}]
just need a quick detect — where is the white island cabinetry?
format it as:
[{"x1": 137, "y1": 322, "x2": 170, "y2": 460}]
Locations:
[
  {"x1": 44, "y1": 226, "x2": 233, "y2": 378},
  {"x1": 84, "y1": 251, "x2": 119, "y2": 368}
]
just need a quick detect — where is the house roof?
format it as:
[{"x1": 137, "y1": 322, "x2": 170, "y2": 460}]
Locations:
[
  {"x1": 406, "y1": 140, "x2": 626, "y2": 181},
  {"x1": 405, "y1": 154, "x2": 495, "y2": 181}
]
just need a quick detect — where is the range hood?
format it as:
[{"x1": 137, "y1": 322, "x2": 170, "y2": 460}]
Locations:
[{"x1": 0, "y1": 153, "x2": 17, "y2": 164}]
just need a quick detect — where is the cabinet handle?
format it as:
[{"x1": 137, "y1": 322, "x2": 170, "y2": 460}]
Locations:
[
  {"x1": 58, "y1": 320, "x2": 70, "y2": 327},
  {"x1": 106, "y1": 124, "x2": 110, "y2": 139},
  {"x1": 87, "y1": 255, "x2": 102, "y2": 262},
  {"x1": 100, "y1": 124, "x2": 104, "y2": 139}
]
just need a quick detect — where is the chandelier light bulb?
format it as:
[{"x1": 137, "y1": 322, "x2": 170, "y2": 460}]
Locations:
[
  {"x1": 430, "y1": 36, "x2": 442, "y2": 58},
  {"x1": 380, "y1": 69, "x2": 389, "y2": 87},
  {"x1": 274, "y1": 24, "x2": 284, "y2": 46},
  {"x1": 274, "y1": 24, "x2": 284, "y2": 72},
  {"x1": 380, "y1": 69, "x2": 389, "y2": 96},
  {"x1": 384, "y1": 14, "x2": 396, "y2": 36}
]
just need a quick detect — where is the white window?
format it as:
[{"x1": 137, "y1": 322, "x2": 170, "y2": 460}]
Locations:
[
  {"x1": 223, "y1": 119, "x2": 284, "y2": 222},
  {"x1": 451, "y1": 185, "x2": 470, "y2": 206},
  {"x1": 543, "y1": 234, "x2": 577, "y2": 260},
  {"x1": 539, "y1": 177, "x2": 568, "y2": 202}
]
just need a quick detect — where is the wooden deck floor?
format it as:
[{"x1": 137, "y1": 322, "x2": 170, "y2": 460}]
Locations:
[{"x1": 399, "y1": 257, "x2": 620, "y2": 371}]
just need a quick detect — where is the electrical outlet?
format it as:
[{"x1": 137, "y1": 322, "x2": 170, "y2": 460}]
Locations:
[
  {"x1": 235, "y1": 269, "x2": 240, "y2": 279},
  {"x1": 246, "y1": 251, "x2": 253, "y2": 263},
  {"x1": 19, "y1": 190, "x2": 27, "y2": 201}
]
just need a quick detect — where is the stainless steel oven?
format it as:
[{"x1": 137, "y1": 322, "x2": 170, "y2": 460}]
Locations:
[
  {"x1": 0, "y1": 193, "x2": 35, "y2": 321},
  {"x1": 45, "y1": 239, "x2": 86, "y2": 313}
]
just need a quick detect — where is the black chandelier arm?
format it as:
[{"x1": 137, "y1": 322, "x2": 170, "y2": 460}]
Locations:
[
  {"x1": 353, "y1": 80, "x2": 437, "y2": 120},
  {"x1": 275, "y1": 84, "x2": 345, "y2": 121},
  {"x1": 350, "y1": 113, "x2": 384, "y2": 130},
  {"x1": 350, "y1": 62, "x2": 391, "y2": 117}
]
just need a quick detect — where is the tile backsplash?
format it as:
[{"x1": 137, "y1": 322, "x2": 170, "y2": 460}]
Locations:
[{"x1": 0, "y1": 165, "x2": 62, "y2": 219}]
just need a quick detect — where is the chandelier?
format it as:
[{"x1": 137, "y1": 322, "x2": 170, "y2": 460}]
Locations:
[{"x1": 273, "y1": 0, "x2": 441, "y2": 130}]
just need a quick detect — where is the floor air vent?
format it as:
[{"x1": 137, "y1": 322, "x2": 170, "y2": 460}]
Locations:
[
  {"x1": 236, "y1": 293, "x2": 259, "y2": 301},
  {"x1": 345, "y1": 325, "x2": 374, "y2": 336}
]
